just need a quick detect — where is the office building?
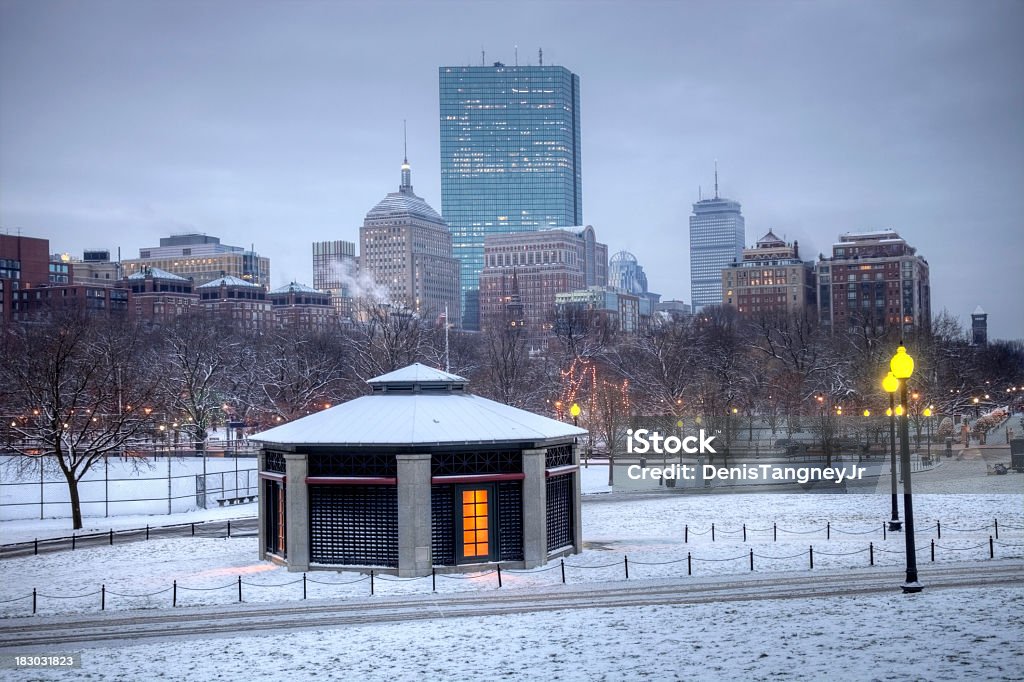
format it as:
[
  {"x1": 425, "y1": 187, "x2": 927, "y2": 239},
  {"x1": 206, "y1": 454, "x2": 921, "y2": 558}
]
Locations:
[
  {"x1": 270, "y1": 282, "x2": 335, "y2": 332},
  {"x1": 721, "y1": 231, "x2": 815, "y2": 317},
  {"x1": 312, "y1": 240, "x2": 357, "y2": 321},
  {"x1": 124, "y1": 266, "x2": 197, "y2": 325},
  {"x1": 122, "y1": 234, "x2": 270, "y2": 289},
  {"x1": 689, "y1": 172, "x2": 744, "y2": 312},
  {"x1": 971, "y1": 306, "x2": 988, "y2": 346},
  {"x1": 479, "y1": 225, "x2": 607, "y2": 342},
  {"x1": 440, "y1": 62, "x2": 582, "y2": 329},
  {"x1": 359, "y1": 156, "x2": 461, "y2": 327},
  {"x1": 816, "y1": 229, "x2": 930, "y2": 333}
]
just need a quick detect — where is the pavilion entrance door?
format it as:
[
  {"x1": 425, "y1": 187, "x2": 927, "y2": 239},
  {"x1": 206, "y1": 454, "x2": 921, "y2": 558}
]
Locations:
[{"x1": 457, "y1": 484, "x2": 495, "y2": 563}]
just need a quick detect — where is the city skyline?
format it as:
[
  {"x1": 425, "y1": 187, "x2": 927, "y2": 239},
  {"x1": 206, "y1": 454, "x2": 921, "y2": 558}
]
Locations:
[{"x1": 1, "y1": 1, "x2": 1022, "y2": 338}]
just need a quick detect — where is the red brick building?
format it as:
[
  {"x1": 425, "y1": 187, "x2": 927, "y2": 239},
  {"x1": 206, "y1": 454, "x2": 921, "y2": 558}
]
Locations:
[
  {"x1": 269, "y1": 282, "x2": 335, "y2": 332},
  {"x1": 124, "y1": 266, "x2": 198, "y2": 325},
  {"x1": 721, "y1": 231, "x2": 815, "y2": 318}
]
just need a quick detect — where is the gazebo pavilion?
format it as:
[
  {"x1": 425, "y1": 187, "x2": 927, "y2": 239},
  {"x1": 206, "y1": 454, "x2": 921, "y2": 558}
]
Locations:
[{"x1": 251, "y1": 364, "x2": 585, "y2": 576}]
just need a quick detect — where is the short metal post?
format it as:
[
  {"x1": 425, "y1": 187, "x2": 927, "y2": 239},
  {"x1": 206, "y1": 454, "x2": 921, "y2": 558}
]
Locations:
[
  {"x1": 930, "y1": 539, "x2": 935, "y2": 562},
  {"x1": 303, "y1": 573, "x2": 307, "y2": 600},
  {"x1": 560, "y1": 559, "x2": 566, "y2": 584},
  {"x1": 72, "y1": 534, "x2": 76, "y2": 550},
  {"x1": 191, "y1": 523, "x2": 195, "y2": 537},
  {"x1": 33, "y1": 588, "x2": 36, "y2": 614},
  {"x1": 684, "y1": 525, "x2": 688, "y2": 543},
  {"x1": 809, "y1": 545, "x2": 814, "y2": 570},
  {"x1": 497, "y1": 564, "x2": 502, "y2": 588},
  {"x1": 883, "y1": 522, "x2": 886, "y2": 541},
  {"x1": 774, "y1": 523, "x2": 777, "y2": 542},
  {"x1": 687, "y1": 552, "x2": 692, "y2": 576},
  {"x1": 173, "y1": 580, "x2": 177, "y2": 607},
  {"x1": 995, "y1": 519, "x2": 999, "y2": 540},
  {"x1": 227, "y1": 520, "x2": 231, "y2": 538},
  {"x1": 101, "y1": 584, "x2": 106, "y2": 611},
  {"x1": 749, "y1": 548, "x2": 754, "y2": 571},
  {"x1": 146, "y1": 525, "x2": 150, "y2": 540},
  {"x1": 936, "y1": 520, "x2": 941, "y2": 539},
  {"x1": 238, "y1": 576, "x2": 242, "y2": 602},
  {"x1": 109, "y1": 529, "x2": 113, "y2": 546},
  {"x1": 624, "y1": 555, "x2": 629, "y2": 580},
  {"x1": 870, "y1": 542, "x2": 874, "y2": 566},
  {"x1": 711, "y1": 523, "x2": 715, "y2": 542},
  {"x1": 432, "y1": 568, "x2": 436, "y2": 592},
  {"x1": 34, "y1": 539, "x2": 38, "y2": 556},
  {"x1": 989, "y1": 535, "x2": 994, "y2": 559},
  {"x1": 827, "y1": 522, "x2": 830, "y2": 540},
  {"x1": 743, "y1": 524, "x2": 747, "y2": 542},
  {"x1": 370, "y1": 570, "x2": 374, "y2": 595}
]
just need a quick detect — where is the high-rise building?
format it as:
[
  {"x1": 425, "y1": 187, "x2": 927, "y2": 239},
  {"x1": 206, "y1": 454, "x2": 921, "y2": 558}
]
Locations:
[
  {"x1": 971, "y1": 306, "x2": 988, "y2": 346},
  {"x1": 312, "y1": 240, "x2": 357, "y2": 321},
  {"x1": 815, "y1": 229, "x2": 930, "y2": 334},
  {"x1": 359, "y1": 156, "x2": 461, "y2": 328},
  {"x1": 689, "y1": 171, "x2": 744, "y2": 312},
  {"x1": 122, "y1": 234, "x2": 270, "y2": 289},
  {"x1": 440, "y1": 62, "x2": 582, "y2": 329},
  {"x1": 721, "y1": 231, "x2": 815, "y2": 318},
  {"x1": 479, "y1": 225, "x2": 607, "y2": 344}
]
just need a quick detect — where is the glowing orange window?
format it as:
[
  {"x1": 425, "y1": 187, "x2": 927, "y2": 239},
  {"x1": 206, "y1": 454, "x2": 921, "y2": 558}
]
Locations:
[{"x1": 461, "y1": 489, "x2": 489, "y2": 558}]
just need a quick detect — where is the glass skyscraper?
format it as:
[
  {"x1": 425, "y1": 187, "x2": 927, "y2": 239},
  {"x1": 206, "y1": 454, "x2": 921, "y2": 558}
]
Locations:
[
  {"x1": 440, "y1": 63, "x2": 582, "y2": 329},
  {"x1": 689, "y1": 179, "x2": 744, "y2": 312}
]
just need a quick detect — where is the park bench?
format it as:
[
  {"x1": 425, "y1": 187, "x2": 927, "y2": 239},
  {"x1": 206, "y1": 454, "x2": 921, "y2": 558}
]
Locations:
[{"x1": 216, "y1": 495, "x2": 256, "y2": 506}]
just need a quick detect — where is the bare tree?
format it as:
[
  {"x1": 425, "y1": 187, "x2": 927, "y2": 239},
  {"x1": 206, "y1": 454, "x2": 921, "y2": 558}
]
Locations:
[
  {"x1": 258, "y1": 328, "x2": 352, "y2": 421},
  {"x1": 345, "y1": 300, "x2": 436, "y2": 380},
  {"x1": 1, "y1": 313, "x2": 160, "y2": 529},
  {"x1": 593, "y1": 375, "x2": 631, "y2": 486}
]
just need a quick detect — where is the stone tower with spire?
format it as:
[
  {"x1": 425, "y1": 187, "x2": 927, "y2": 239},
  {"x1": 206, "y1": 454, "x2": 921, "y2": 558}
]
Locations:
[{"x1": 359, "y1": 147, "x2": 462, "y2": 328}]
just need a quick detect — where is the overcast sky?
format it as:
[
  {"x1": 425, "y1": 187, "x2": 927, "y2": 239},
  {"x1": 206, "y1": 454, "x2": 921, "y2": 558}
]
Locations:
[{"x1": 1, "y1": 0, "x2": 1022, "y2": 339}]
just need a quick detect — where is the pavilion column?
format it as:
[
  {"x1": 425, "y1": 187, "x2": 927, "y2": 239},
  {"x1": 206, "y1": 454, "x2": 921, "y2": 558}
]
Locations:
[
  {"x1": 284, "y1": 453, "x2": 309, "y2": 572},
  {"x1": 572, "y1": 443, "x2": 583, "y2": 553},
  {"x1": 522, "y1": 448, "x2": 547, "y2": 568},
  {"x1": 397, "y1": 453, "x2": 432, "y2": 577},
  {"x1": 257, "y1": 450, "x2": 266, "y2": 561}
]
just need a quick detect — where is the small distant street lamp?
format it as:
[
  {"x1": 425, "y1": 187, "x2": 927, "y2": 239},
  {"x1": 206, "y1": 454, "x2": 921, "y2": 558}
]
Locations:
[
  {"x1": 891, "y1": 344, "x2": 922, "y2": 593},
  {"x1": 570, "y1": 402, "x2": 581, "y2": 428},
  {"x1": 923, "y1": 407, "x2": 933, "y2": 459},
  {"x1": 883, "y1": 372, "x2": 901, "y2": 531}
]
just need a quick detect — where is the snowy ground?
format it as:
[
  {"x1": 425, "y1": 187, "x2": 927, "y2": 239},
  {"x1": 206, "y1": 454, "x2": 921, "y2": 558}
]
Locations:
[
  {"x1": 1, "y1": 472, "x2": 1019, "y2": 618},
  {"x1": 7, "y1": 586, "x2": 1023, "y2": 681}
]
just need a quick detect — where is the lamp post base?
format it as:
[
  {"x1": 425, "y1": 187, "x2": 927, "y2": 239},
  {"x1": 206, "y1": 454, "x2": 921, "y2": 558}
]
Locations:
[
  {"x1": 888, "y1": 520, "x2": 903, "y2": 531},
  {"x1": 901, "y1": 581, "x2": 924, "y2": 594}
]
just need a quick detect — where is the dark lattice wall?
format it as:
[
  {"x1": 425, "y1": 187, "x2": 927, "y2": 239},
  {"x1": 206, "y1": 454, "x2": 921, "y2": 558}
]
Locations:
[
  {"x1": 308, "y1": 453, "x2": 397, "y2": 477},
  {"x1": 431, "y1": 484, "x2": 455, "y2": 566},
  {"x1": 309, "y1": 485, "x2": 398, "y2": 566},
  {"x1": 432, "y1": 450, "x2": 521, "y2": 476},
  {"x1": 546, "y1": 474, "x2": 574, "y2": 552},
  {"x1": 264, "y1": 451, "x2": 286, "y2": 473},
  {"x1": 497, "y1": 482, "x2": 524, "y2": 561},
  {"x1": 545, "y1": 445, "x2": 574, "y2": 469}
]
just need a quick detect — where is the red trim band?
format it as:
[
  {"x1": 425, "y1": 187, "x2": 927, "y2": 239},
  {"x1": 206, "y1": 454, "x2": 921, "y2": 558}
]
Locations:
[
  {"x1": 431, "y1": 473, "x2": 526, "y2": 484},
  {"x1": 305, "y1": 476, "x2": 397, "y2": 485}
]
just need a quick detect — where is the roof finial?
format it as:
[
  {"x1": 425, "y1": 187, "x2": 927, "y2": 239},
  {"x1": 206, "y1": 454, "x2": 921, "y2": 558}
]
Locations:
[
  {"x1": 714, "y1": 159, "x2": 719, "y2": 199},
  {"x1": 539, "y1": 47, "x2": 543, "y2": 66},
  {"x1": 400, "y1": 120, "x2": 412, "y2": 193}
]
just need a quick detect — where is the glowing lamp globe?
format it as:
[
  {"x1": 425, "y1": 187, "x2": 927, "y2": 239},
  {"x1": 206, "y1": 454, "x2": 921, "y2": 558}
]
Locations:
[
  {"x1": 923, "y1": 408, "x2": 932, "y2": 417},
  {"x1": 890, "y1": 346, "x2": 914, "y2": 380},
  {"x1": 863, "y1": 409, "x2": 871, "y2": 417},
  {"x1": 886, "y1": 408, "x2": 893, "y2": 417},
  {"x1": 570, "y1": 403, "x2": 581, "y2": 418},
  {"x1": 895, "y1": 405, "x2": 904, "y2": 416},
  {"x1": 882, "y1": 373, "x2": 899, "y2": 394}
]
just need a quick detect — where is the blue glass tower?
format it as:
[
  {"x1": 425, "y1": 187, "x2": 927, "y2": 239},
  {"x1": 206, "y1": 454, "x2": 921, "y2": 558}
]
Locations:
[
  {"x1": 440, "y1": 63, "x2": 582, "y2": 329},
  {"x1": 689, "y1": 170, "x2": 744, "y2": 312}
]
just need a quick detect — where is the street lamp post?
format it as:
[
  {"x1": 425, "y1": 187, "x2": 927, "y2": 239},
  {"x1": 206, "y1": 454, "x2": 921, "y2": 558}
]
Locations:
[
  {"x1": 923, "y1": 407, "x2": 933, "y2": 460},
  {"x1": 891, "y1": 345, "x2": 922, "y2": 593},
  {"x1": 883, "y1": 372, "x2": 901, "y2": 531}
]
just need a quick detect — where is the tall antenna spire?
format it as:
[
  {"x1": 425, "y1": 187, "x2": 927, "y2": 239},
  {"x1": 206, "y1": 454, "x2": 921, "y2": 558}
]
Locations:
[
  {"x1": 481, "y1": 46, "x2": 485, "y2": 66},
  {"x1": 400, "y1": 120, "x2": 412, "y2": 192},
  {"x1": 515, "y1": 44, "x2": 518, "y2": 66},
  {"x1": 538, "y1": 47, "x2": 543, "y2": 66},
  {"x1": 699, "y1": 185, "x2": 702, "y2": 201},
  {"x1": 714, "y1": 159, "x2": 719, "y2": 199}
]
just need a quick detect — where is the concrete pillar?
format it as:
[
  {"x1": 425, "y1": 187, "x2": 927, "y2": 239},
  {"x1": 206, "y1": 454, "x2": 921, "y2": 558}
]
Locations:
[
  {"x1": 522, "y1": 448, "x2": 547, "y2": 568},
  {"x1": 397, "y1": 454, "x2": 432, "y2": 577},
  {"x1": 572, "y1": 443, "x2": 583, "y2": 554},
  {"x1": 284, "y1": 453, "x2": 309, "y2": 571},
  {"x1": 257, "y1": 450, "x2": 266, "y2": 561}
]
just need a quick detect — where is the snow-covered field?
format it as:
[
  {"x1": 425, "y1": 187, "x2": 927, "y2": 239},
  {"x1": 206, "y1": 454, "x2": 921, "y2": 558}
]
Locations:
[
  {"x1": 1, "y1": 463, "x2": 1020, "y2": 680},
  {"x1": 0, "y1": 455, "x2": 257, "y2": 521},
  {"x1": 20, "y1": 586, "x2": 1024, "y2": 681}
]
